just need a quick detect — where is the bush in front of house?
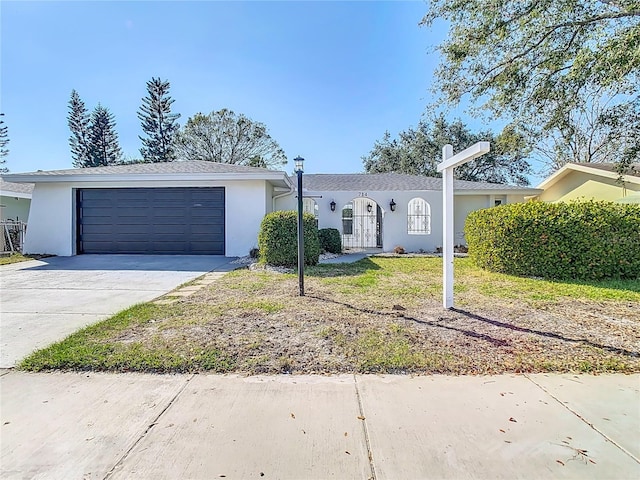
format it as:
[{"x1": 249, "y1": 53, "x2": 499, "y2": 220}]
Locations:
[
  {"x1": 464, "y1": 201, "x2": 640, "y2": 280},
  {"x1": 318, "y1": 228, "x2": 342, "y2": 254},
  {"x1": 258, "y1": 211, "x2": 320, "y2": 267}
]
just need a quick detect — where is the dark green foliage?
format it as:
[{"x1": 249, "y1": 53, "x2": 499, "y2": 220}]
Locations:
[
  {"x1": 318, "y1": 228, "x2": 342, "y2": 254},
  {"x1": 68, "y1": 90, "x2": 122, "y2": 168},
  {"x1": 88, "y1": 104, "x2": 122, "y2": 166},
  {"x1": 465, "y1": 201, "x2": 640, "y2": 280},
  {"x1": 363, "y1": 115, "x2": 531, "y2": 186},
  {"x1": 421, "y1": 1, "x2": 639, "y2": 171},
  {"x1": 138, "y1": 77, "x2": 181, "y2": 162},
  {"x1": 67, "y1": 90, "x2": 92, "y2": 168},
  {"x1": 258, "y1": 211, "x2": 320, "y2": 267}
]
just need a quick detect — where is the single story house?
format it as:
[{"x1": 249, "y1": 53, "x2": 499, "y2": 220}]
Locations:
[
  {"x1": 1, "y1": 161, "x2": 541, "y2": 257},
  {"x1": 277, "y1": 173, "x2": 540, "y2": 252},
  {"x1": 533, "y1": 162, "x2": 640, "y2": 203},
  {"x1": 1, "y1": 179, "x2": 33, "y2": 222}
]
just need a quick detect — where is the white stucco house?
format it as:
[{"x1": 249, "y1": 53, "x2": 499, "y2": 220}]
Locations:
[
  {"x1": 1, "y1": 179, "x2": 33, "y2": 222},
  {"x1": 1, "y1": 161, "x2": 541, "y2": 257},
  {"x1": 278, "y1": 173, "x2": 540, "y2": 252}
]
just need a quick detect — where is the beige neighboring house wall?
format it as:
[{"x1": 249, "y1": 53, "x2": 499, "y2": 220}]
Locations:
[{"x1": 534, "y1": 163, "x2": 640, "y2": 203}]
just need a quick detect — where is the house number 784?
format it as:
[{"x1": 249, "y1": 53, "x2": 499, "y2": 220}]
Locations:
[{"x1": 358, "y1": 192, "x2": 368, "y2": 197}]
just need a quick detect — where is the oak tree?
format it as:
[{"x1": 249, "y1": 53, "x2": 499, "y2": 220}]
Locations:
[
  {"x1": 175, "y1": 109, "x2": 287, "y2": 169},
  {"x1": 422, "y1": 0, "x2": 640, "y2": 171},
  {"x1": 363, "y1": 116, "x2": 532, "y2": 185}
]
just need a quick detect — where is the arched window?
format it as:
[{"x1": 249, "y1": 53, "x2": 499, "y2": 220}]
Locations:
[{"x1": 407, "y1": 198, "x2": 430, "y2": 235}]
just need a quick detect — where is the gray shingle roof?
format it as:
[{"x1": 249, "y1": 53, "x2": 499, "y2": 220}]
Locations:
[
  {"x1": 298, "y1": 173, "x2": 539, "y2": 192},
  {"x1": 0, "y1": 180, "x2": 34, "y2": 195},
  {"x1": 4, "y1": 160, "x2": 281, "y2": 177}
]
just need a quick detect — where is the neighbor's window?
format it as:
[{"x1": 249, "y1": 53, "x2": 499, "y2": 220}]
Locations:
[
  {"x1": 407, "y1": 198, "x2": 431, "y2": 235},
  {"x1": 342, "y1": 203, "x2": 353, "y2": 235}
]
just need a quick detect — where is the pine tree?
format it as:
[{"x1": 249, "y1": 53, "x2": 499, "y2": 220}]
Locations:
[
  {"x1": 138, "y1": 77, "x2": 180, "y2": 162},
  {"x1": 0, "y1": 113, "x2": 9, "y2": 173},
  {"x1": 67, "y1": 90, "x2": 92, "y2": 167},
  {"x1": 88, "y1": 104, "x2": 122, "y2": 166}
]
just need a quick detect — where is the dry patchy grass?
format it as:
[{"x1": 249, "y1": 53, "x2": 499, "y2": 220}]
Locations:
[{"x1": 20, "y1": 257, "x2": 640, "y2": 375}]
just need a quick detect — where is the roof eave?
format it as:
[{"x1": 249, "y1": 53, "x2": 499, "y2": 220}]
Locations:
[
  {"x1": 0, "y1": 191, "x2": 32, "y2": 199},
  {"x1": 3, "y1": 171, "x2": 291, "y2": 186},
  {"x1": 536, "y1": 163, "x2": 640, "y2": 190},
  {"x1": 455, "y1": 188, "x2": 543, "y2": 195}
]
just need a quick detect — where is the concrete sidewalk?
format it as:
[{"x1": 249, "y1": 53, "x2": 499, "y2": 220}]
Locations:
[{"x1": 1, "y1": 371, "x2": 638, "y2": 479}]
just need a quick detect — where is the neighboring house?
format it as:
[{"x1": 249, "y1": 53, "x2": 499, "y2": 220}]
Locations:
[
  {"x1": 533, "y1": 163, "x2": 640, "y2": 203},
  {"x1": 2, "y1": 162, "x2": 541, "y2": 256},
  {"x1": 0, "y1": 180, "x2": 33, "y2": 222},
  {"x1": 276, "y1": 173, "x2": 540, "y2": 252}
]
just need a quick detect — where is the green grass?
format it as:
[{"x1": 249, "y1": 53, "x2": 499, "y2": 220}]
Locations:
[
  {"x1": 349, "y1": 326, "x2": 426, "y2": 372},
  {"x1": 19, "y1": 303, "x2": 234, "y2": 372},
  {"x1": 0, "y1": 253, "x2": 35, "y2": 265},
  {"x1": 238, "y1": 300, "x2": 285, "y2": 313},
  {"x1": 375, "y1": 257, "x2": 640, "y2": 303}
]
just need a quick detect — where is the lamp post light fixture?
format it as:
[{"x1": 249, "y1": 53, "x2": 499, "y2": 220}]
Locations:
[
  {"x1": 389, "y1": 199, "x2": 396, "y2": 212},
  {"x1": 330, "y1": 200, "x2": 336, "y2": 212},
  {"x1": 294, "y1": 156, "x2": 305, "y2": 296}
]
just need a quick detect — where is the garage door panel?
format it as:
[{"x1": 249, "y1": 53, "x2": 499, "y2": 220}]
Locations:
[
  {"x1": 191, "y1": 242, "x2": 224, "y2": 253},
  {"x1": 191, "y1": 209, "x2": 224, "y2": 219},
  {"x1": 190, "y1": 224, "x2": 224, "y2": 234},
  {"x1": 78, "y1": 188, "x2": 225, "y2": 254},
  {"x1": 154, "y1": 208, "x2": 189, "y2": 218}
]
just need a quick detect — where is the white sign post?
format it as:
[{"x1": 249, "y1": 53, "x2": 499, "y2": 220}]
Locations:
[{"x1": 437, "y1": 141, "x2": 490, "y2": 309}]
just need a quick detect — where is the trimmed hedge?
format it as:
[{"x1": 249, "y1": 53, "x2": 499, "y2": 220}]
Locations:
[
  {"x1": 258, "y1": 211, "x2": 320, "y2": 267},
  {"x1": 465, "y1": 201, "x2": 640, "y2": 280},
  {"x1": 318, "y1": 228, "x2": 342, "y2": 254}
]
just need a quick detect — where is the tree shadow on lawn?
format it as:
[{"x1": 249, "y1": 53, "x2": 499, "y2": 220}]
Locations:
[
  {"x1": 450, "y1": 308, "x2": 639, "y2": 358},
  {"x1": 307, "y1": 294, "x2": 639, "y2": 359},
  {"x1": 305, "y1": 257, "x2": 381, "y2": 278},
  {"x1": 307, "y1": 294, "x2": 511, "y2": 348}
]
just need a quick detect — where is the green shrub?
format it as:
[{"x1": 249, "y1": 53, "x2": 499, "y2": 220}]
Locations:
[
  {"x1": 465, "y1": 201, "x2": 640, "y2": 280},
  {"x1": 318, "y1": 228, "x2": 342, "y2": 254},
  {"x1": 258, "y1": 211, "x2": 320, "y2": 267}
]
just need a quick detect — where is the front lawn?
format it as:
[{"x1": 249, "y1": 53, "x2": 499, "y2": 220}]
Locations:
[{"x1": 20, "y1": 257, "x2": 640, "y2": 374}]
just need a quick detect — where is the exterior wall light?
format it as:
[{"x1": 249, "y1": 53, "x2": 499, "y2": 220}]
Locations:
[
  {"x1": 330, "y1": 200, "x2": 336, "y2": 212},
  {"x1": 390, "y1": 199, "x2": 396, "y2": 212},
  {"x1": 367, "y1": 203, "x2": 373, "y2": 213}
]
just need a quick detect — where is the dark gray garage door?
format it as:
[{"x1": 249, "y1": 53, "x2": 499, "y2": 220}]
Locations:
[{"x1": 77, "y1": 187, "x2": 225, "y2": 254}]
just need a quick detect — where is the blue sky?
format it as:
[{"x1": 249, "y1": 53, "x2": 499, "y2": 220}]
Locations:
[{"x1": 2, "y1": 1, "x2": 514, "y2": 178}]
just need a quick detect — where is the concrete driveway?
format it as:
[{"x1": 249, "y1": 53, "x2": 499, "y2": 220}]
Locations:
[{"x1": 0, "y1": 255, "x2": 238, "y2": 368}]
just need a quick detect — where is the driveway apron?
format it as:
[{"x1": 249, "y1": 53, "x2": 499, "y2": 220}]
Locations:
[{"x1": 0, "y1": 255, "x2": 237, "y2": 368}]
